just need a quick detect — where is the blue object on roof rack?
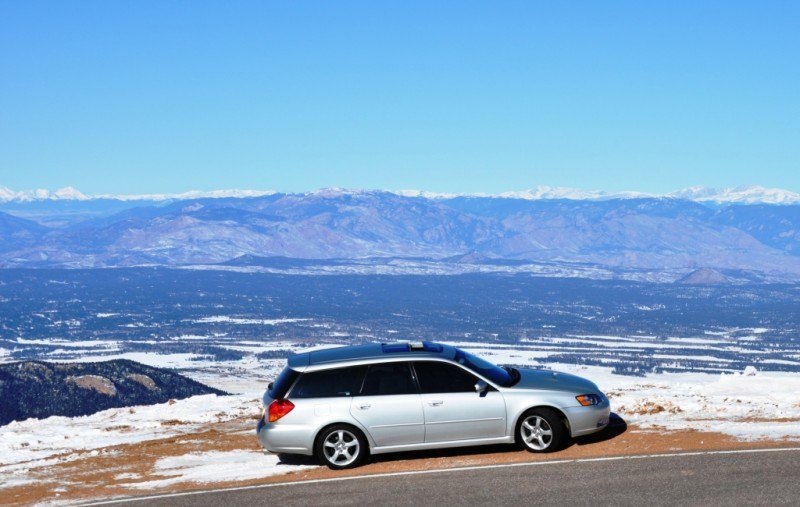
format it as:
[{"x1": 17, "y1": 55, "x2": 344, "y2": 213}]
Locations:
[{"x1": 381, "y1": 341, "x2": 443, "y2": 353}]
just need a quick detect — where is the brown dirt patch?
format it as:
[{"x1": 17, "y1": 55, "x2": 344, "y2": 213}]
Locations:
[
  {"x1": 734, "y1": 416, "x2": 800, "y2": 424},
  {"x1": 618, "y1": 400, "x2": 683, "y2": 415}
]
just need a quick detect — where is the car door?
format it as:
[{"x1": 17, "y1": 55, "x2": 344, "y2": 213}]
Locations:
[
  {"x1": 413, "y1": 360, "x2": 507, "y2": 443},
  {"x1": 349, "y1": 362, "x2": 425, "y2": 447}
]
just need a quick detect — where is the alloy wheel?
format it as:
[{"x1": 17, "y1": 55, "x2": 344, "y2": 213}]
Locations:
[
  {"x1": 521, "y1": 415, "x2": 553, "y2": 450},
  {"x1": 322, "y1": 429, "x2": 360, "y2": 467}
]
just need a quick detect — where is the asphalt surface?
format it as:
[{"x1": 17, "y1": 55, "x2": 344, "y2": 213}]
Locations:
[{"x1": 93, "y1": 448, "x2": 800, "y2": 506}]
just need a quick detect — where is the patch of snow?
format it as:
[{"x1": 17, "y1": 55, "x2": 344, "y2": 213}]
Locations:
[
  {"x1": 13, "y1": 338, "x2": 119, "y2": 348},
  {"x1": 759, "y1": 359, "x2": 800, "y2": 366},
  {"x1": 634, "y1": 304, "x2": 666, "y2": 311},
  {"x1": 66, "y1": 352, "x2": 207, "y2": 369},
  {"x1": 123, "y1": 451, "x2": 315, "y2": 489},
  {"x1": 743, "y1": 365, "x2": 758, "y2": 376},
  {"x1": 169, "y1": 334, "x2": 221, "y2": 341},
  {"x1": 666, "y1": 337, "x2": 729, "y2": 345},
  {"x1": 194, "y1": 316, "x2": 310, "y2": 325},
  {"x1": 115, "y1": 472, "x2": 142, "y2": 480}
]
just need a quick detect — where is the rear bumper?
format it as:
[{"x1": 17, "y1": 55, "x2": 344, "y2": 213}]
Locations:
[
  {"x1": 256, "y1": 415, "x2": 315, "y2": 456},
  {"x1": 564, "y1": 398, "x2": 612, "y2": 437}
]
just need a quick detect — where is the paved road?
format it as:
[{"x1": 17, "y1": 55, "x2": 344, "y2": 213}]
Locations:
[{"x1": 94, "y1": 448, "x2": 800, "y2": 506}]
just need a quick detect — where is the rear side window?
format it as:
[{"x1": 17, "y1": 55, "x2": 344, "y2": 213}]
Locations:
[
  {"x1": 269, "y1": 367, "x2": 300, "y2": 399},
  {"x1": 360, "y1": 362, "x2": 417, "y2": 396},
  {"x1": 289, "y1": 366, "x2": 368, "y2": 399},
  {"x1": 414, "y1": 361, "x2": 479, "y2": 393}
]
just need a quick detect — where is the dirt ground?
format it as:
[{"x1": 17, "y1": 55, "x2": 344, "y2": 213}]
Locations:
[{"x1": 4, "y1": 415, "x2": 797, "y2": 506}]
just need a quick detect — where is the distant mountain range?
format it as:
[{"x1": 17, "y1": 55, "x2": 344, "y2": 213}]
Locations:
[
  {"x1": 0, "y1": 360, "x2": 225, "y2": 425},
  {"x1": 2, "y1": 184, "x2": 800, "y2": 204},
  {"x1": 1, "y1": 186, "x2": 799, "y2": 282}
]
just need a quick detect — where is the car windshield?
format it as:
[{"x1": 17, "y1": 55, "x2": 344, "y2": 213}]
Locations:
[{"x1": 453, "y1": 348, "x2": 515, "y2": 387}]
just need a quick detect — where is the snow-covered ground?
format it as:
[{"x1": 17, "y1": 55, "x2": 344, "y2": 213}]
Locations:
[
  {"x1": 0, "y1": 393, "x2": 262, "y2": 489},
  {"x1": 2, "y1": 340, "x2": 799, "y2": 492},
  {"x1": 122, "y1": 451, "x2": 316, "y2": 490}
]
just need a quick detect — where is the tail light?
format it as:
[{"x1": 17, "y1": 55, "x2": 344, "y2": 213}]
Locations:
[{"x1": 268, "y1": 399, "x2": 295, "y2": 422}]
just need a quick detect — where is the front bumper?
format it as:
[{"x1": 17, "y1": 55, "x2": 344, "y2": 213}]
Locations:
[{"x1": 564, "y1": 396, "x2": 612, "y2": 437}]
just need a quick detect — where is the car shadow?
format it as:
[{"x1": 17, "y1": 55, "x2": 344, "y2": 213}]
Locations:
[
  {"x1": 568, "y1": 412, "x2": 628, "y2": 448},
  {"x1": 277, "y1": 412, "x2": 628, "y2": 467}
]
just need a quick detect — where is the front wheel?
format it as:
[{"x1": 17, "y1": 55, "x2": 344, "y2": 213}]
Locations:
[
  {"x1": 517, "y1": 408, "x2": 567, "y2": 453},
  {"x1": 315, "y1": 425, "x2": 368, "y2": 469}
]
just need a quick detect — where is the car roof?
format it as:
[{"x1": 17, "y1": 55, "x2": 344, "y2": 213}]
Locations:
[{"x1": 287, "y1": 341, "x2": 456, "y2": 369}]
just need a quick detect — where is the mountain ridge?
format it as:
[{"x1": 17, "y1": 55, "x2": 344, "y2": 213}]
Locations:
[
  {"x1": 1, "y1": 191, "x2": 799, "y2": 282},
  {"x1": 3, "y1": 184, "x2": 800, "y2": 205}
]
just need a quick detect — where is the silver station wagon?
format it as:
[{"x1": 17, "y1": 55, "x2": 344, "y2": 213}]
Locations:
[{"x1": 257, "y1": 342, "x2": 610, "y2": 469}]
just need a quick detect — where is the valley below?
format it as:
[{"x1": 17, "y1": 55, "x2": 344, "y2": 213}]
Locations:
[{"x1": 2, "y1": 269, "x2": 800, "y2": 505}]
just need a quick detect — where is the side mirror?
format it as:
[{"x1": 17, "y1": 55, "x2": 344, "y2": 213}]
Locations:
[{"x1": 474, "y1": 380, "x2": 488, "y2": 395}]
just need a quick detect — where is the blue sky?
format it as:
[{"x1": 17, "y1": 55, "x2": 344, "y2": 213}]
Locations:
[{"x1": 1, "y1": 1, "x2": 798, "y2": 195}]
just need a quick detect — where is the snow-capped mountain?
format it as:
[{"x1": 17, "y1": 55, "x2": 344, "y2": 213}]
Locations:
[
  {"x1": 667, "y1": 185, "x2": 800, "y2": 205},
  {"x1": 412, "y1": 184, "x2": 800, "y2": 204},
  {"x1": 1, "y1": 184, "x2": 799, "y2": 204},
  {"x1": 397, "y1": 186, "x2": 653, "y2": 201},
  {"x1": 0, "y1": 186, "x2": 90, "y2": 202},
  {"x1": 0, "y1": 186, "x2": 276, "y2": 203}
]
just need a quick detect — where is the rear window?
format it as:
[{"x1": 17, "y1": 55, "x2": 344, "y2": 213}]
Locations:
[
  {"x1": 289, "y1": 366, "x2": 368, "y2": 399},
  {"x1": 269, "y1": 367, "x2": 300, "y2": 399}
]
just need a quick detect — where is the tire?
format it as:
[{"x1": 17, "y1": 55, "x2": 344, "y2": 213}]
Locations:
[
  {"x1": 315, "y1": 424, "x2": 368, "y2": 469},
  {"x1": 516, "y1": 408, "x2": 568, "y2": 453}
]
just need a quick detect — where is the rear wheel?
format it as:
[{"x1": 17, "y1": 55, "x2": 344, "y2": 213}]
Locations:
[
  {"x1": 315, "y1": 424, "x2": 368, "y2": 469},
  {"x1": 517, "y1": 408, "x2": 567, "y2": 453}
]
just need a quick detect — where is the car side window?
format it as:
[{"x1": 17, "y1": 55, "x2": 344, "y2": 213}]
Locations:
[
  {"x1": 414, "y1": 361, "x2": 479, "y2": 394},
  {"x1": 360, "y1": 362, "x2": 417, "y2": 396},
  {"x1": 289, "y1": 365, "x2": 368, "y2": 399}
]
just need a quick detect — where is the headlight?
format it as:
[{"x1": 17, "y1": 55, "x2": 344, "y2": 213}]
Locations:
[{"x1": 576, "y1": 394, "x2": 603, "y2": 406}]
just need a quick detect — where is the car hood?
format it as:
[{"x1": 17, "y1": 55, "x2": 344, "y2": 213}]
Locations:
[{"x1": 511, "y1": 368, "x2": 600, "y2": 394}]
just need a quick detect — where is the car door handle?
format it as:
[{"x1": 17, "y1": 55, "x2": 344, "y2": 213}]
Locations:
[
  {"x1": 428, "y1": 400, "x2": 444, "y2": 406},
  {"x1": 357, "y1": 403, "x2": 371, "y2": 410}
]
